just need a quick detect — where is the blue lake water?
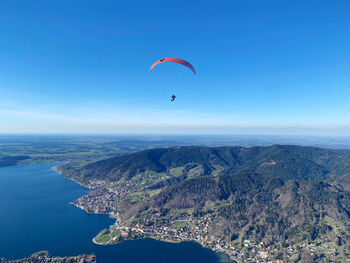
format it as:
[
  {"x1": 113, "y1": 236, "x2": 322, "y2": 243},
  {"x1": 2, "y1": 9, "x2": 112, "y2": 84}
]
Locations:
[{"x1": 0, "y1": 163, "x2": 221, "y2": 262}]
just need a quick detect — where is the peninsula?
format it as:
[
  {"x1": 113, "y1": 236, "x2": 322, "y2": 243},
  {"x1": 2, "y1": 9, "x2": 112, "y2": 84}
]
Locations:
[{"x1": 58, "y1": 145, "x2": 350, "y2": 263}]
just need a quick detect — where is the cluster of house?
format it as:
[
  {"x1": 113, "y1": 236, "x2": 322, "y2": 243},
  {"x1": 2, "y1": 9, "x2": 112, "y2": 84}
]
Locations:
[
  {"x1": 72, "y1": 186, "x2": 119, "y2": 216},
  {"x1": 73, "y1": 180, "x2": 342, "y2": 263}
]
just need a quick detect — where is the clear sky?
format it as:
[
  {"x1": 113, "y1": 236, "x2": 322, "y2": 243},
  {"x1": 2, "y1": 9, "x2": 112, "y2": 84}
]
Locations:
[{"x1": 1, "y1": 0, "x2": 350, "y2": 135}]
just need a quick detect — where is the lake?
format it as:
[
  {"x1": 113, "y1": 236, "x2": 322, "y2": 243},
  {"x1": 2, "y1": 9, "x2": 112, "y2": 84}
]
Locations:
[{"x1": 0, "y1": 163, "x2": 221, "y2": 263}]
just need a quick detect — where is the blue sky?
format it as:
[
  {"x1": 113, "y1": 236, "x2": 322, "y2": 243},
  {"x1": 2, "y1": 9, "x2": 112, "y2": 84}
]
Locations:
[{"x1": 1, "y1": 0, "x2": 350, "y2": 135}]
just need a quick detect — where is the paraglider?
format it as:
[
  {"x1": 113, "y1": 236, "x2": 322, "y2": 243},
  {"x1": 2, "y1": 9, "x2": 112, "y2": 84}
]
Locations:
[{"x1": 149, "y1": 58, "x2": 196, "y2": 102}]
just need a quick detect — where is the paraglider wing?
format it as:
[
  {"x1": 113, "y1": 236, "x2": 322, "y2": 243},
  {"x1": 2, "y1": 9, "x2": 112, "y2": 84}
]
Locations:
[{"x1": 149, "y1": 58, "x2": 196, "y2": 75}]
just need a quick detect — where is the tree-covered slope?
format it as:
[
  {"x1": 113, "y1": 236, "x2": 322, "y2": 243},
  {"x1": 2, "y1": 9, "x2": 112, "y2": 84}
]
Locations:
[
  {"x1": 118, "y1": 171, "x2": 350, "y2": 260},
  {"x1": 59, "y1": 145, "x2": 350, "y2": 261},
  {"x1": 61, "y1": 145, "x2": 350, "y2": 183}
]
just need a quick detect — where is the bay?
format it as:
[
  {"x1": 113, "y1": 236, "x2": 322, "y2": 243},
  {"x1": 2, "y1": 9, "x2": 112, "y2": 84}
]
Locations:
[{"x1": 0, "y1": 163, "x2": 220, "y2": 263}]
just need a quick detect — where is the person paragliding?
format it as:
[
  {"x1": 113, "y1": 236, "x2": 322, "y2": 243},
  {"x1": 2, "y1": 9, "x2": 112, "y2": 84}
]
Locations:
[{"x1": 149, "y1": 57, "x2": 196, "y2": 101}]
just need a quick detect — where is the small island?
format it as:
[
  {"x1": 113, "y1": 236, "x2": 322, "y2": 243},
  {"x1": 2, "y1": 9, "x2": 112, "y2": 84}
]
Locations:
[{"x1": 0, "y1": 251, "x2": 96, "y2": 263}]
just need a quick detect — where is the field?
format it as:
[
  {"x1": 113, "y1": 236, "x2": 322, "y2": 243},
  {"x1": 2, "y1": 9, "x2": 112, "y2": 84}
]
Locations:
[
  {"x1": 95, "y1": 233, "x2": 111, "y2": 244},
  {"x1": 95, "y1": 230, "x2": 121, "y2": 244},
  {"x1": 0, "y1": 135, "x2": 194, "y2": 167},
  {"x1": 170, "y1": 220, "x2": 189, "y2": 229},
  {"x1": 2, "y1": 135, "x2": 350, "y2": 168}
]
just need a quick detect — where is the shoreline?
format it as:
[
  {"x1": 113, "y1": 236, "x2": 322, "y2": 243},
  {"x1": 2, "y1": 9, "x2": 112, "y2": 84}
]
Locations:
[
  {"x1": 51, "y1": 165, "x2": 60, "y2": 173},
  {"x1": 92, "y1": 237, "x2": 110, "y2": 246},
  {"x1": 92, "y1": 233, "x2": 237, "y2": 262},
  {"x1": 51, "y1": 164, "x2": 90, "y2": 188},
  {"x1": 54, "y1": 164, "x2": 237, "y2": 262}
]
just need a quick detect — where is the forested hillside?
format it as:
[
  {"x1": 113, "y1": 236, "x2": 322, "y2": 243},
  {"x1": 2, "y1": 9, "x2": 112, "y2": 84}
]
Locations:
[
  {"x1": 59, "y1": 145, "x2": 350, "y2": 261},
  {"x1": 61, "y1": 145, "x2": 350, "y2": 183}
]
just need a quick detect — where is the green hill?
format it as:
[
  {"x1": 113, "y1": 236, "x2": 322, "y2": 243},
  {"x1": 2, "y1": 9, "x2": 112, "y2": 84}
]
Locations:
[
  {"x1": 61, "y1": 145, "x2": 350, "y2": 183},
  {"x1": 59, "y1": 145, "x2": 350, "y2": 261}
]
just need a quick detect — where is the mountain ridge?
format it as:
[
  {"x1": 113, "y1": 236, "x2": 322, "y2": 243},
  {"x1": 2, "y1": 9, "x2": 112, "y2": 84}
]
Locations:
[
  {"x1": 61, "y1": 145, "x2": 350, "y2": 183},
  {"x1": 59, "y1": 145, "x2": 350, "y2": 261}
]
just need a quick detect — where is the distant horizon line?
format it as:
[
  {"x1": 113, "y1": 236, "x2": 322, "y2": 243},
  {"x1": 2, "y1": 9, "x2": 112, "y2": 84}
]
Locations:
[{"x1": 1, "y1": 133, "x2": 350, "y2": 138}]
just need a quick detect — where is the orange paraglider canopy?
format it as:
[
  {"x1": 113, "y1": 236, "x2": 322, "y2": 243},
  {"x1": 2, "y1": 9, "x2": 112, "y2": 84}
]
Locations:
[{"x1": 149, "y1": 58, "x2": 196, "y2": 75}]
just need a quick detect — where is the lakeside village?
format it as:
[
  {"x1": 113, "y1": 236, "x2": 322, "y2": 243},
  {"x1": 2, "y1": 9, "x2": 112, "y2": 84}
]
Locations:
[
  {"x1": 72, "y1": 180, "x2": 342, "y2": 263},
  {"x1": 0, "y1": 251, "x2": 96, "y2": 263}
]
